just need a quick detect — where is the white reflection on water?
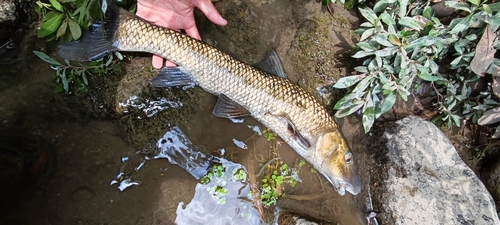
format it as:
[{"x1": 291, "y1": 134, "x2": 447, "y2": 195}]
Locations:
[
  {"x1": 157, "y1": 127, "x2": 263, "y2": 225},
  {"x1": 119, "y1": 95, "x2": 183, "y2": 118},
  {"x1": 176, "y1": 158, "x2": 262, "y2": 225}
]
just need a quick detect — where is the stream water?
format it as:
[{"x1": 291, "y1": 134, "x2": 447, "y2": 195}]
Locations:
[{"x1": 0, "y1": 0, "x2": 373, "y2": 223}]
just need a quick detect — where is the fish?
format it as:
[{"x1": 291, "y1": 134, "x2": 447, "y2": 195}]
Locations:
[{"x1": 58, "y1": 0, "x2": 361, "y2": 196}]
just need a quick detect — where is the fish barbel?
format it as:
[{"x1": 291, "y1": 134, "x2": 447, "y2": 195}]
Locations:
[{"x1": 59, "y1": 0, "x2": 361, "y2": 195}]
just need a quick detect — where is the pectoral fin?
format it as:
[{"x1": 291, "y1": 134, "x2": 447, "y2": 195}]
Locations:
[
  {"x1": 150, "y1": 67, "x2": 197, "y2": 89},
  {"x1": 212, "y1": 94, "x2": 251, "y2": 118},
  {"x1": 271, "y1": 112, "x2": 311, "y2": 149}
]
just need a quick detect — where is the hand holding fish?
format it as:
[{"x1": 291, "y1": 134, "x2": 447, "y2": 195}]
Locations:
[{"x1": 136, "y1": 0, "x2": 227, "y2": 68}]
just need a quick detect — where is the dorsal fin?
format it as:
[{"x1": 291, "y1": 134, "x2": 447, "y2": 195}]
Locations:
[
  {"x1": 212, "y1": 94, "x2": 251, "y2": 118},
  {"x1": 254, "y1": 49, "x2": 287, "y2": 78}
]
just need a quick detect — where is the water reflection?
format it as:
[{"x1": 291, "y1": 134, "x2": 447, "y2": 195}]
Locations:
[
  {"x1": 119, "y1": 95, "x2": 183, "y2": 118},
  {"x1": 156, "y1": 126, "x2": 262, "y2": 224}
]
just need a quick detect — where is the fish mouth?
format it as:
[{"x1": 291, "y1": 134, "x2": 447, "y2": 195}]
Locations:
[{"x1": 329, "y1": 177, "x2": 361, "y2": 196}]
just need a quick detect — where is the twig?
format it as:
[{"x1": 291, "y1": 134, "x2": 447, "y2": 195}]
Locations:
[{"x1": 256, "y1": 157, "x2": 280, "y2": 178}]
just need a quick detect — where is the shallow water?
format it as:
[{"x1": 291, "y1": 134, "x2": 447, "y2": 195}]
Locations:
[{"x1": 0, "y1": 0, "x2": 371, "y2": 223}]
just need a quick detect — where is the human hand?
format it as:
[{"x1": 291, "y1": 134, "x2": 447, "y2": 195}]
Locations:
[{"x1": 136, "y1": 0, "x2": 227, "y2": 68}]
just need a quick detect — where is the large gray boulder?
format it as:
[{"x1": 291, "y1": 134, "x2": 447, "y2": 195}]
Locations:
[{"x1": 368, "y1": 116, "x2": 499, "y2": 224}]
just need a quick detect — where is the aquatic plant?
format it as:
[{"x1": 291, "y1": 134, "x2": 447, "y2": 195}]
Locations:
[
  {"x1": 262, "y1": 129, "x2": 277, "y2": 141},
  {"x1": 333, "y1": 0, "x2": 500, "y2": 132},
  {"x1": 260, "y1": 161, "x2": 303, "y2": 207},
  {"x1": 33, "y1": 51, "x2": 123, "y2": 93}
]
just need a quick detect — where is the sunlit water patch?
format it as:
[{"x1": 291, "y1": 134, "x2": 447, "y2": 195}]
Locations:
[
  {"x1": 119, "y1": 95, "x2": 183, "y2": 118},
  {"x1": 155, "y1": 127, "x2": 262, "y2": 224}
]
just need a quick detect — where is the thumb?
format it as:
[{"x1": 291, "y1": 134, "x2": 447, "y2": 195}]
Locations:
[{"x1": 197, "y1": 1, "x2": 227, "y2": 26}]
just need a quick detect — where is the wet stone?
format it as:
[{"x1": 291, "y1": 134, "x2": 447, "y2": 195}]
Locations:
[
  {"x1": 482, "y1": 156, "x2": 500, "y2": 203},
  {"x1": 368, "y1": 116, "x2": 500, "y2": 224},
  {"x1": 0, "y1": 0, "x2": 16, "y2": 24}
]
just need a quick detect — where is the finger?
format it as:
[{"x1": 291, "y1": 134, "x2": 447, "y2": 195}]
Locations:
[
  {"x1": 197, "y1": 1, "x2": 227, "y2": 26},
  {"x1": 152, "y1": 55, "x2": 164, "y2": 69},
  {"x1": 165, "y1": 60, "x2": 177, "y2": 67},
  {"x1": 185, "y1": 26, "x2": 202, "y2": 40}
]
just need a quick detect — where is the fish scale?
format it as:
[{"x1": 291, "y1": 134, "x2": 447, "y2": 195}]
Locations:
[{"x1": 59, "y1": 1, "x2": 361, "y2": 196}]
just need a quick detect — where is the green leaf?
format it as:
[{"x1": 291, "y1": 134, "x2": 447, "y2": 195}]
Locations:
[
  {"x1": 38, "y1": 12, "x2": 64, "y2": 38},
  {"x1": 82, "y1": 72, "x2": 88, "y2": 85},
  {"x1": 56, "y1": 18, "x2": 68, "y2": 38},
  {"x1": 359, "y1": 7, "x2": 378, "y2": 25},
  {"x1": 375, "y1": 35, "x2": 393, "y2": 47},
  {"x1": 335, "y1": 103, "x2": 364, "y2": 118},
  {"x1": 343, "y1": 0, "x2": 355, "y2": 10},
  {"x1": 354, "y1": 66, "x2": 368, "y2": 73},
  {"x1": 388, "y1": 34, "x2": 401, "y2": 46},
  {"x1": 378, "y1": 92, "x2": 397, "y2": 116},
  {"x1": 417, "y1": 67, "x2": 440, "y2": 82},
  {"x1": 450, "y1": 14, "x2": 472, "y2": 34},
  {"x1": 33, "y1": 51, "x2": 61, "y2": 66},
  {"x1": 445, "y1": 1, "x2": 471, "y2": 12},
  {"x1": 484, "y1": 4, "x2": 493, "y2": 15},
  {"x1": 357, "y1": 42, "x2": 377, "y2": 51},
  {"x1": 487, "y1": 3, "x2": 500, "y2": 12},
  {"x1": 399, "y1": 17, "x2": 422, "y2": 31},
  {"x1": 360, "y1": 28, "x2": 375, "y2": 42},
  {"x1": 373, "y1": 1, "x2": 388, "y2": 13},
  {"x1": 398, "y1": 0, "x2": 409, "y2": 18},
  {"x1": 362, "y1": 94, "x2": 375, "y2": 133},
  {"x1": 467, "y1": 0, "x2": 480, "y2": 6},
  {"x1": 352, "y1": 50, "x2": 375, "y2": 58},
  {"x1": 61, "y1": 69, "x2": 69, "y2": 92},
  {"x1": 333, "y1": 75, "x2": 364, "y2": 89},
  {"x1": 67, "y1": 18, "x2": 82, "y2": 40},
  {"x1": 380, "y1": 12, "x2": 396, "y2": 34},
  {"x1": 375, "y1": 47, "x2": 397, "y2": 57},
  {"x1": 48, "y1": 0, "x2": 64, "y2": 12},
  {"x1": 423, "y1": 6, "x2": 434, "y2": 20}
]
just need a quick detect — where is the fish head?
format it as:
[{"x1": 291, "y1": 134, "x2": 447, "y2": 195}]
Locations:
[{"x1": 314, "y1": 129, "x2": 361, "y2": 196}]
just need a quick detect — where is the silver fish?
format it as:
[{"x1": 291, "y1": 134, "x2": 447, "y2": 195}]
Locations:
[{"x1": 59, "y1": 0, "x2": 361, "y2": 195}]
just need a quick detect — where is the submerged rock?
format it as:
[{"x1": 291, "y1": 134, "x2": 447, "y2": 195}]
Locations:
[{"x1": 368, "y1": 116, "x2": 499, "y2": 224}]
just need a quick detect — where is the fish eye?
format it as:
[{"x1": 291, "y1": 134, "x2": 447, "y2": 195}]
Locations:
[{"x1": 345, "y1": 152, "x2": 353, "y2": 164}]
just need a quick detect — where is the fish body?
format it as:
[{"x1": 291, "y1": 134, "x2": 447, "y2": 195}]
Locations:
[{"x1": 59, "y1": 1, "x2": 361, "y2": 196}]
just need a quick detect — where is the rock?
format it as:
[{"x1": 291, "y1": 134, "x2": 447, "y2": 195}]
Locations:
[
  {"x1": 0, "y1": 0, "x2": 16, "y2": 24},
  {"x1": 368, "y1": 116, "x2": 499, "y2": 224},
  {"x1": 482, "y1": 154, "x2": 500, "y2": 204}
]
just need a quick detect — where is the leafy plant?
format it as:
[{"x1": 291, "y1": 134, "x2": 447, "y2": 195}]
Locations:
[
  {"x1": 260, "y1": 162, "x2": 302, "y2": 206},
  {"x1": 35, "y1": 0, "x2": 104, "y2": 41},
  {"x1": 333, "y1": 0, "x2": 500, "y2": 132},
  {"x1": 33, "y1": 51, "x2": 123, "y2": 93},
  {"x1": 262, "y1": 129, "x2": 277, "y2": 141}
]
